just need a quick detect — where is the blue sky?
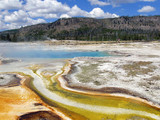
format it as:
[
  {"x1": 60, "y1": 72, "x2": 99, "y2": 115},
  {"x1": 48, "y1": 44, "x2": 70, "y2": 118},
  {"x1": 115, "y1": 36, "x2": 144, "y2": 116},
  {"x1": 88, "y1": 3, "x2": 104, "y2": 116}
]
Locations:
[
  {"x1": 61, "y1": 0, "x2": 159, "y2": 16},
  {"x1": 0, "y1": 0, "x2": 159, "y2": 31}
]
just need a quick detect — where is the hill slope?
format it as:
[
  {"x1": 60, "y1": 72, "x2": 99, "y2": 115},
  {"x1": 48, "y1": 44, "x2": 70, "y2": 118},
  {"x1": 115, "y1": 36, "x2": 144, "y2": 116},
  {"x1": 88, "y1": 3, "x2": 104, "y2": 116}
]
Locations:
[{"x1": 0, "y1": 16, "x2": 160, "y2": 42}]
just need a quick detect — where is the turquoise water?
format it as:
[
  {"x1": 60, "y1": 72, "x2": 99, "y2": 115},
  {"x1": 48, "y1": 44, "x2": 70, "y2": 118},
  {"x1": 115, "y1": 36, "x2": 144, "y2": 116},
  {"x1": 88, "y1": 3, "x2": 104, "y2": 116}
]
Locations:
[{"x1": 0, "y1": 46, "x2": 110, "y2": 59}]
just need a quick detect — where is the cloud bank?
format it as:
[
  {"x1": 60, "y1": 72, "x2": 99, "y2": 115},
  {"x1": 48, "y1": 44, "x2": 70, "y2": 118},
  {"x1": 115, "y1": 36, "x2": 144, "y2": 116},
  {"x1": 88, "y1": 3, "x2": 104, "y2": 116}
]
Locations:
[
  {"x1": 138, "y1": 6, "x2": 155, "y2": 12},
  {"x1": 88, "y1": 0, "x2": 156, "y2": 6},
  {"x1": 0, "y1": 0, "x2": 118, "y2": 31}
]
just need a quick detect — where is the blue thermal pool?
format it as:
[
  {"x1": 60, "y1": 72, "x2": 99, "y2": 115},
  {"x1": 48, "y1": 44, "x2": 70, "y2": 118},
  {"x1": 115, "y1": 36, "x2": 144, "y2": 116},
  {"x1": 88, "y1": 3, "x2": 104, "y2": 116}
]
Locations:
[{"x1": 0, "y1": 46, "x2": 110, "y2": 59}]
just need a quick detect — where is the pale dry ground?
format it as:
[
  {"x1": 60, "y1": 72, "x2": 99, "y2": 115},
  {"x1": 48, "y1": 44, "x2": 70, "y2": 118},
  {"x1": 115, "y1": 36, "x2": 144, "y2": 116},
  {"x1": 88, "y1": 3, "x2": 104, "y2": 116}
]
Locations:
[{"x1": 60, "y1": 41, "x2": 160, "y2": 106}]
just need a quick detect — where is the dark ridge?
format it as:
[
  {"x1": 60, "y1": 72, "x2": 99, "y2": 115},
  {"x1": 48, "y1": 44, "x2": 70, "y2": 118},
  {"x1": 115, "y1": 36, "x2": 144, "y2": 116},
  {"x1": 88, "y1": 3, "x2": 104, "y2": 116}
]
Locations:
[
  {"x1": 0, "y1": 16, "x2": 160, "y2": 42},
  {"x1": 18, "y1": 111, "x2": 62, "y2": 120}
]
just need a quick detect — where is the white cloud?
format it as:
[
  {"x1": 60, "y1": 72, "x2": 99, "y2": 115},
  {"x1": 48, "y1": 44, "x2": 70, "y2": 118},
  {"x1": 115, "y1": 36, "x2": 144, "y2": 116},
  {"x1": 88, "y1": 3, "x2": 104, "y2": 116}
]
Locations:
[
  {"x1": 25, "y1": 0, "x2": 70, "y2": 12},
  {"x1": 89, "y1": 8, "x2": 106, "y2": 17},
  {"x1": 0, "y1": 0, "x2": 22, "y2": 10},
  {"x1": 0, "y1": 20, "x2": 21, "y2": 30},
  {"x1": 28, "y1": 12, "x2": 58, "y2": 19},
  {"x1": 110, "y1": 0, "x2": 156, "y2": 6},
  {"x1": 138, "y1": 6, "x2": 155, "y2": 12},
  {"x1": 0, "y1": 15, "x2": 2, "y2": 20},
  {"x1": 88, "y1": 0, "x2": 110, "y2": 6},
  {"x1": 67, "y1": 5, "x2": 89, "y2": 17},
  {"x1": 110, "y1": 0, "x2": 140, "y2": 6},
  {"x1": 44, "y1": 14, "x2": 58, "y2": 19},
  {"x1": 88, "y1": 0, "x2": 156, "y2": 6},
  {"x1": 89, "y1": 8, "x2": 119, "y2": 18},
  {"x1": 26, "y1": 18, "x2": 46, "y2": 25},
  {"x1": 60, "y1": 7, "x2": 119, "y2": 18},
  {"x1": 0, "y1": 0, "x2": 119, "y2": 31},
  {"x1": 0, "y1": 21, "x2": 6, "y2": 30},
  {"x1": 60, "y1": 14, "x2": 71, "y2": 18},
  {"x1": 141, "y1": 0, "x2": 155, "y2": 1},
  {"x1": 0, "y1": 18, "x2": 46, "y2": 30},
  {"x1": 2, "y1": 10, "x2": 46, "y2": 30},
  {"x1": 4, "y1": 10, "x2": 28, "y2": 23},
  {"x1": 26, "y1": 0, "x2": 70, "y2": 18},
  {"x1": 0, "y1": 10, "x2": 10, "y2": 16}
]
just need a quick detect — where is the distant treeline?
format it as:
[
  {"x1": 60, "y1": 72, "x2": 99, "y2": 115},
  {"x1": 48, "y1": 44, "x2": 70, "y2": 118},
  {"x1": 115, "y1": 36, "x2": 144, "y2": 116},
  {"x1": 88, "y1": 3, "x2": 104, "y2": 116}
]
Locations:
[
  {"x1": 55, "y1": 27, "x2": 160, "y2": 41},
  {"x1": 0, "y1": 16, "x2": 160, "y2": 42}
]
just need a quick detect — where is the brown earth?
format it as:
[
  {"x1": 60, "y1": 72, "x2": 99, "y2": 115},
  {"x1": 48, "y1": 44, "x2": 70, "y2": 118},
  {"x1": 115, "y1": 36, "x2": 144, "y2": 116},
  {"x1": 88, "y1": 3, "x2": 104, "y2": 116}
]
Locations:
[{"x1": 18, "y1": 111, "x2": 62, "y2": 120}]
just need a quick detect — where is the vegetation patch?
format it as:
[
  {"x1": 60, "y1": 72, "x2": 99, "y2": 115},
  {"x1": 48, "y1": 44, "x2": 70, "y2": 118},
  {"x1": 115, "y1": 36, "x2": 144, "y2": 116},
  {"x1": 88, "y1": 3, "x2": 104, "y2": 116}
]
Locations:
[
  {"x1": 122, "y1": 61, "x2": 156, "y2": 77},
  {"x1": 76, "y1": 64, "x2": 101, "y2": 84}
]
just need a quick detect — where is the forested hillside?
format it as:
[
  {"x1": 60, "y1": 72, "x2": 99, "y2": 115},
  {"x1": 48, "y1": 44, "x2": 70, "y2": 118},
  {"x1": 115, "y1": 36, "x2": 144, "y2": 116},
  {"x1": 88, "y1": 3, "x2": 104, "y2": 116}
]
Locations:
[{"x1": 0, "y1": 16, "x2": 160, "y2": 42}]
